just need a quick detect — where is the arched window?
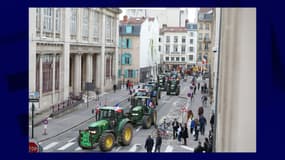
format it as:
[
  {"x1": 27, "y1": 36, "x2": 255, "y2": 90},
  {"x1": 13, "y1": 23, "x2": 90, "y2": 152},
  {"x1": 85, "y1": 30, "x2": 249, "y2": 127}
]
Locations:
[{"x1": 122, "y1": 53, "x2": 132, "y2": 65}]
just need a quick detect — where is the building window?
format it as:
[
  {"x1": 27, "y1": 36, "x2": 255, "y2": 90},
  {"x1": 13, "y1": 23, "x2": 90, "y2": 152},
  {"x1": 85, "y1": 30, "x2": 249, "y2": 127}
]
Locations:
[
  {"x1": 189, "y1": 47, "x2": 194, "y2": 52},
  {"x1": 42, "y1": 54, "x2": 53, "y2": 93},
  {"x1": 126, "y1": 38, "x2": 132, "y2": 48},
  {"x1": 198, "y1": 33, "x2": 203, "y2": 40},
  {"x1": 181, "y1": 45, "x2": 186, "y2": 53},
  {"x1": 206, "y1": 23, "x2": 209, "y2": 30},
  {"x1": 190, "y1": 39, "x2": 193, "y2": 44},
  {"x1": 55, "y1": 9, "x2": 61, "y2": 34},
  {"x1": 158, "y1": 45, "x2": 161, "y2": 52},
  {"x1": 174, "y1": 36, "x2": 178, "y2": 43},
  {"x1": 205, "y1": 33, "x2": 209, "y2": 41},
  {"x1": 176, "y1": 57, "x2": 179, "y2": 61},
  {"x1": 126, "y1": 25, "x2": 132, "y2": 34},
  {"x1": 55, "y1": 55, "x2": 60, "y2": 90},
  {"x1": 205, "y1": 43, "x2": 209, "y2": 51},
  {"x1": 182, "y1": 36, "x2": 186, "y2": 43},
  {"x1": 159, "y1": 37, "x2": 161, "y2": 42},
  {"x1": 43, "y1": 8, "x2": 53, "y2": 37},
  {"x1": 198, "y1": 53, "x2": 202, "y2": 62},
  {"x1": 127, "y1": 69, "x2": 134, "y2": 78},
  {"x1": 166, "y1": 45, "x2": 170, "y2": 54},
  {"x1": 166, "y1": 36, "x2": 170, "y2": 42},
  {"x1": 190, "y1": 32, "x2": 194, "y2": 37},
  {"x1": 36, "y1": 55, "x2": 40, "y2": 92},
  {"x1": 93, "y1": 11, "x2": 99, "y2": 42},
  {"x1": 106, "y1": 57, "x2": 111, "y2": 78},
  {"x1": 82, "y1": 9, "x2": 89, "y2": 40},
  {"x1": 166, "y1": 57, "x2": 169, "y2": 61},
  {"x1": 105, "y1": 15, "x2": 112, "y2": 43},
  {"x1": 199, "y1": 23, "x2": 203, "y2": 29},
  {"x1": 173, "y1": 45, "x2": 178, "y2": 53},
  {"x1": 70, "y1": 9, "x2": 77, "y2": 38},
  {"x1": 36, "y1": 9, "x2": 41, "y2": 35},
  {"x1": 181, "y1": 57, "x2": 185, "y2": 61},
  {"x1": 189, "y1": 55, "x2": 193, "y2": 61},
  {"x1": 171, "y1": 57, "x2": 174, "y2": 61},
  {"x1": 122, "y1": 53, "x2": 132, "y2": 65}
]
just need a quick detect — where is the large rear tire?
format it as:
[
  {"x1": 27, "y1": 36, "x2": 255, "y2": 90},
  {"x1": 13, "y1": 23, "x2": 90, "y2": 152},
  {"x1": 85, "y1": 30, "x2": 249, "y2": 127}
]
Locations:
[
  {"x1": 119, "y1": 123, "x2": 133, "y2": 146},
  {"x1": 99, "y1": 132, "x2": 115, "y2": 152},
  {"x1": 151, "y1": 110, "x2": 157, "y2": 125},
  {"x1": 142, "y1": 115, "x2": 152, "y2": 129}
]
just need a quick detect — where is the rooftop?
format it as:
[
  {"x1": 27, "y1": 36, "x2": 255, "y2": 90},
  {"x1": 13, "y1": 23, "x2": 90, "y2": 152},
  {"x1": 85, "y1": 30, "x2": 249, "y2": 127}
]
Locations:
[{"x1": 160, "y1": 27, "x2": 188, "y2": 34}]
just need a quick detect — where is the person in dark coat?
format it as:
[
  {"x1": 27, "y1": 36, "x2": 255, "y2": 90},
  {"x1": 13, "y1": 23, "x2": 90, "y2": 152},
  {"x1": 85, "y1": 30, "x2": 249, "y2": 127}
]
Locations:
[
  {"x1": 154, "y1": 134, "x2": 162, "y2": 152},
  {"x1": 203, "y1": 138, "x2": 209, "y2": 152},
  {"x1": 194, "y1": 141, "x2": 203, "y2": 153},
  {"x1": 113, "y1": 84, "x2": 116, "y2": 93},
  {"x1": 145, "y1": 135, "x2": 154, "y2": 153},
  {"x1": 194, "y1": 118, "x2": 199, "y2": 141},
  {"x1": 194, "y1": 85, "x2": 197, "y2": 95},
  {"x1": 198, "y1": 82, "x2": 200, "y2": 90},
  {"x1": 126, "y1": 80, "x2": 129, "y2": 90},
  {"x1": 199, "y1": 115, "x2": 207, "y2": 136},
  {"x1": 182, "y1": 123, "x2": 189, "y2": 145},
  {"x1": 172, "y1": 118, "x2": 179, "y2": 139}
]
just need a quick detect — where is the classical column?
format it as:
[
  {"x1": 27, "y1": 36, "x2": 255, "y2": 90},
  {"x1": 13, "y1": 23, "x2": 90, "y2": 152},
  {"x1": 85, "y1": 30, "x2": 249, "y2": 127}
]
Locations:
[
  {"x1": 74, "y1": 54, "x2": 82, "y2": 96},
  {"x1": 39, "y1": 55, "x2": 43, "y2": 97},
  {"x1": 96, "y1": 54, "x2": 101, "y2": 89},
  {"x1": 100, "y1": 10, "x2": 106, "y2": 93},
  {"x1": 52, "y1": 54, "x2": 56, "y2": 104},
  {"x1": 77, "y1": 8, "x2": 82, "y2": 42},
  {"x1": 62, "y1": 8, "x2": 70, "y2": 100},
  {"x1": 114, "y1": 16, "x2": 119, "y2": 85},
  {"x1": 29, "y1": 8, "x2": 36, "y2": 93},
  {"x1": 86, "y1": 54, "x2": 93, "y2": 83}
]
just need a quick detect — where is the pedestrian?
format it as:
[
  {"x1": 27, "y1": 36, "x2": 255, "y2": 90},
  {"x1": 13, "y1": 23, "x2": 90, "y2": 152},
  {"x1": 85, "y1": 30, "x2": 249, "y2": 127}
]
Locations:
[
  {"x1": 210, "y1": 113, "x2": 215, "y2": 131},
  {"x1": 126, "y1": 80, "x2": 129, "y2": 90},
  {"x1": 154, "y1": 134, "x2": 162, "y2": 152},
  {"x1": 182, "y1": 123, "x2": 189, "y2": 145},
  {"x1": 177, "y1": 123, "x2": 182, "y2": 144},
  {"x1": 194, "y1": 141, "x2": 203, "y2": 153},
  {"x1": 194, "y1": 85, "x2": 197, "y2": 95},
  {"x1": 113, "y1": 84, "x2": 116, "y2": 93},
  {"x1": 129, "y1": 89, "x2": 133, "y2": 95},
  {"x1": 198, "y1": 82, "x2": 200, "y2": 90},
  {"x1": 145, "y1": 135, "x2": 154, "y2": 153},
  {"x1": 172, "y1": 118, "x2": 179, "y2": 139},
  {"x1": 203, "y1": 137, "x2": 209, "y2": 152},
  {"x1": 199, "y1": 115, "x2": 207, "y2": 136},
  {"x1": 190, "y1": 117, "x2": 195, "y2": 135},
  {"x1": 194, "y1": 118, "x2": 200, "y2": 141}
]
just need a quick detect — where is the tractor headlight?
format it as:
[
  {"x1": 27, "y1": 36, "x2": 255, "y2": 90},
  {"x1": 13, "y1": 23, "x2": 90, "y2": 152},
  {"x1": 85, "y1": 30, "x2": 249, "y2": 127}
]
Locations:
[
  {"x1": 132, "y1": 113, "x2": 139, "y2": 116},
  {"x1": 90, "y1": 130, "x2": 96, "y2": 134}
]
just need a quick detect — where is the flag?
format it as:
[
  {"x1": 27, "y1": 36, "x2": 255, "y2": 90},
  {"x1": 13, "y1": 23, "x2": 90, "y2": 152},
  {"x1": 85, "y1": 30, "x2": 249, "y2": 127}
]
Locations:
[
  {"x1": 114, "y1": 103, "x2": 122, "y2": 112},
  {"x1": 202, "y1": 55, "x2": 207, "y2": 64}
]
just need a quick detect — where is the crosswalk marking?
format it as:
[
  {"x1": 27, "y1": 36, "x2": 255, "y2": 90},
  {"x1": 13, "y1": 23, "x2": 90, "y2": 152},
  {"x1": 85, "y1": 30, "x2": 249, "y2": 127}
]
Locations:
[
  {"x1": 180, "y1": 145, "x2": 194, "y2": 151},
  {"x1": 57, "y1": 142, "x2": 75, "y2": 150},
  {"x1": 165, "y1": 145, "x2": 173, "y2": 152},
  {"x1": 129, "y1": 144, "x2": 137, "y2": 152},
  {"x1": 136, "y1": 126, "x2": 142, "y2": 132},
  {"x1": 75, "y1": 147, "x2": 82, "y2": 151},
  {"x1": 43, "y1": 142, "x2": 59, "y2": 150},
  {"x1": 68, "y1": 137, "x2": 76, "y2": 142},
  {"x1": 115, "y1": 146, "x2": 121, "y2": 152}
]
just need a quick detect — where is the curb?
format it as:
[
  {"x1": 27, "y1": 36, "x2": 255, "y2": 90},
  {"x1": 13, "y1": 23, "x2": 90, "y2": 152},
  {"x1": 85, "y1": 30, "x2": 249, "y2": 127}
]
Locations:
[{"x1": 38, "y1": 97, "x2": 129, "y2": 142}]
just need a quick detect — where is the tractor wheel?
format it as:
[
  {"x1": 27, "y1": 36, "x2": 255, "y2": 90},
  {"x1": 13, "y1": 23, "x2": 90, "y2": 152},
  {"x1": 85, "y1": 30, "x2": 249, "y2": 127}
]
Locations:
[
  {"x1": 142, "y1": 115, "x2": 152, "y2": 129},
  {"x1": 151, "y1": 110, "x2": 157, "y2": 125},
  {"x1": 99, "y1": 132, "x2": 115, "y2": 152},
  {"x1": 119, "y1": 123, "x2": 133, "y2": 146}
]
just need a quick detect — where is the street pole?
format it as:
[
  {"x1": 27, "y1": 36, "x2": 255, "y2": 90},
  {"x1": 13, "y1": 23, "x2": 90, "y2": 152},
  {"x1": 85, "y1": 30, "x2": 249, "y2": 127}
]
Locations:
[
  {"x1": 31, "y1": 103, "x2": 35, "y2": 139},
  {"x1": 87, "y1": 91, "x2": 89, "y2": 108}
]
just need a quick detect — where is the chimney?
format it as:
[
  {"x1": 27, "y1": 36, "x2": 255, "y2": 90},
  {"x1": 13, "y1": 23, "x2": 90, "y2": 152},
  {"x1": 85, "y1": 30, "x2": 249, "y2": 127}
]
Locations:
[
  {"x1": 123, "y1": 15, "x2": 128, "y2": 22},
  {"x1": 185, "y1": 19, "x2": 189, "y2": 27}
]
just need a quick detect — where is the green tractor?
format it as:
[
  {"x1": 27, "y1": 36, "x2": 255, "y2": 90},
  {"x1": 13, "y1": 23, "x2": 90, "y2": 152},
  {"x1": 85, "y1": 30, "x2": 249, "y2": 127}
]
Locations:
[
  {"x1": 129, "y1": 96, "x2": 157, "y2": 129},
  {"x1": 142, "y1": 84, "x2": 160, "y2": 105},
  {"x1": 146, "y1": 81, "x2": 161, "y2": 99},
  {"x1": 157, "y1": 74, "x2": 168, "y2": 91},
  {"x1": 166, "y1": 80, "x2": 180, "y2": 95},
  {"x1": 78, "y1": 106, "x2": 133, "y2": 152}
]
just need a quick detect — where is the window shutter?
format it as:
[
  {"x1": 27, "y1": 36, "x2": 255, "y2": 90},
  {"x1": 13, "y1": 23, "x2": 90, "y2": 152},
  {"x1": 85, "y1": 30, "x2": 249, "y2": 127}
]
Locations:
[
  {"x1": 133, "y1": 70, "x2": 136, "y2": 78},
  {"x1": 123, "y1": 38, "x2": 127, "y2": 48},
  {"x1": 124, "y1": 70, "x2": 128, "y2": 78},
  {"x1": 129, "y1": 54, "x2": 132, "y2": 65},
  {"x1": 128, "y1": 39, "x2": 132, "y2": 48},
  {"x1": 122, "y1": 54, "x2": 125, "y2": 65},
  {"x1": 118, "y1": 69, "x2": 121, "y2": 77}
]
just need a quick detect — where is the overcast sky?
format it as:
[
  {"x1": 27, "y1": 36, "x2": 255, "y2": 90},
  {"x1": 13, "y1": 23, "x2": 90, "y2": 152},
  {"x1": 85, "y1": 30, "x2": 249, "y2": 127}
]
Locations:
[{"x1": 119, "y1": 8, "x2": 197, "y2": 23}]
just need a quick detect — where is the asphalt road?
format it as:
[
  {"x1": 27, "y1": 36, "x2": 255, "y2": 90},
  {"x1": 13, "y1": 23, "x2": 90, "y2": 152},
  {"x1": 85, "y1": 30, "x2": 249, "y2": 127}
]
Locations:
[{"x1": 39, "y1": 77, "x2": 212, "y2": 152}]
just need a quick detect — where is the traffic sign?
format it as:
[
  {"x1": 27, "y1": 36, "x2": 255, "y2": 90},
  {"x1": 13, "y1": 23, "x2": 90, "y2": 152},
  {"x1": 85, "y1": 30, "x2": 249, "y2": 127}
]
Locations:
[{"x1": 29, "y1": 141, "x2": 39, "y2": 153}]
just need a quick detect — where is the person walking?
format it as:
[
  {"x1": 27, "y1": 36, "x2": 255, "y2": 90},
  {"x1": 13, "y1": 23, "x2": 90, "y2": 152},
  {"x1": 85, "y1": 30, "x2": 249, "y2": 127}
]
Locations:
[
  {"x1": 177, "y1": 123, "x2": 182, "y2": 144},
  {"x1": 199, "y1": 115, "x2": 207, "y2": 136},
  {"x1": 203, "y1": 137, "x2": 210, "y2": 152},
  {"x1": 198, "y1": 82, "x2": 200, "y2": 90},
  {"x1": 190, "y1": 117, "x2": 195, "y2": 135},
  {"x1": 113, "y1": 84, "x2": 116, "y2": 93},
  {"x1": 194, "y1": 118, "x2": 200, "y2": 141},
  {"x1": 145, "y1": 135, "x2": 154, "y2": 153},
  {"x1": 154, "y1": 134, "x2": 162, "y2": 152},
  {"x1": 182, "y1": 123, "x2": 189, "y2": 145},
  {"x1": 172, "y1": 118, "x2": 179, "y2": 139}
]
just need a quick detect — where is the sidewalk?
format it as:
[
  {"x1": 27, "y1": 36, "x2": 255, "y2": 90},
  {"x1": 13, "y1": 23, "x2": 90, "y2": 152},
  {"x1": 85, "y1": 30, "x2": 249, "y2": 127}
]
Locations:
[{"x1": 29, "y1": 84, "x2": 141, "y2": 142}]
